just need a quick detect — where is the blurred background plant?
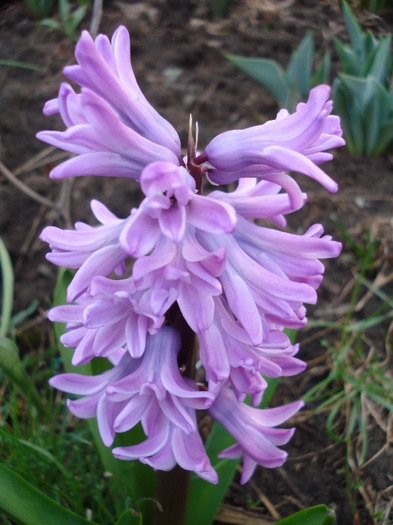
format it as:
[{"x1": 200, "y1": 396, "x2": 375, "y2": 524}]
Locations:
[
  {"x1": 227, "y1": 32, "x2": 331, "y2": 112},
  {"x1": 23, "y1": 0, "x2": 56, "y2": 19},
  {"x1": 23, "y1": 0, "x2": 91, "y2": 40},
  {"x1": 332, "y1": 1, "x2": 393, "y2": 155},
  {"x1": 357, "y1": 0, "x2": 387, "y2": 14},
  {"x1": 40, "y1": 0, "x2": 91, "y2": 41}
]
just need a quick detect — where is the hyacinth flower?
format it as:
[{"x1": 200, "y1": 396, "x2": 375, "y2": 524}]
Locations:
[
  {"x1": 203, "y1": 86, "x2": 345, "y2": 189},
  {"x1": 209, "y1": 388, "x2": 304, "y2": 484},
  {"x1": 40, "y1": 199, "x2": 128, "y2": 302},
  {"x1": 39, "y1": 23, "x2": 344, "y2": 502}
]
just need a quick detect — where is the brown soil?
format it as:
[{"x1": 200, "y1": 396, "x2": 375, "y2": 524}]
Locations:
[{"x1": 0, "y1": 1, "x2": 392, "y2": 524}]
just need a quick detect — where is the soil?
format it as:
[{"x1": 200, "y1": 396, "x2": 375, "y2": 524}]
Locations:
[{"x1": 0, "y1": 1, "x2": 392, "y2": 524}]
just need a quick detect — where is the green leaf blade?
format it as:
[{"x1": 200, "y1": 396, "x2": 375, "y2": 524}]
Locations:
[
  {"x1": 0, "y1": 463, "x2": 100, "y2": 525},
  {"x1": 226, "y1": 54, "x2": 289, "y2": 106},
  {"x1": 276, "y1": 504, "x2": 335, "y2": 525}
]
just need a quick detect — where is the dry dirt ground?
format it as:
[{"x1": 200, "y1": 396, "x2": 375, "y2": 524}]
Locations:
[{"x1": 0, "y1": 1, "x2": 393, "y2": 524}]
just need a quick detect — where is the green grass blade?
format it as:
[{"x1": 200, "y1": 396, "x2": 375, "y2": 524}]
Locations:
[
  {"x1": 115, "y1": 509, "x2": 143, "y2": 525},
  {"x1": 16, "y1": 439, "x2": 71, "y2": 479},
  {"x1": 0, "y1": 463, "x2": 100, "y2": 525},
  {"x1": 0, "y1": 59, "x2": 44, "y2": 71}
]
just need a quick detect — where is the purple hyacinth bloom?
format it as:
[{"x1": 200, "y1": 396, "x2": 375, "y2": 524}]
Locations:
[
  {"x1": 113, "y1": 404, "x2": 218, "y2": 484},
  {"x1": 40, "y1": 24, "x2": 345, "y2": 484},
  {"x1": 48, "y1": 275, "x2": 162, "y2": 364},
  {"x1": 209, "y1": 387, "x2": 304, "y2": 484},
  {"x1": 198, "y1": 298, "x2": 306, "y2": 405},
  {"x1": 120, "y1": 161, "x2": 237, "y2": 251},
  {"x1": 106, "y1": 326, "x2": 214, "y2": 433},
  {"x1": 49, "y1": 349, "x2": 136, "y2": 447},
  {"x1": 204, "y1": 85, "x2": 345, "y2": 189},
  {"x1": 40, "y1": 200, "x2": 128, "y2": 302},
  {"x1": 208, "y1": 176, "x2": 307, "y2": 227},
  {"x1": 37, "y1": 26, "x2": 181, "y2": 180},
  {"x1": 197, "y1": 218, "x2": 341, "y2": 346},
  {"x1": 118, "y1": 160, "x2": 236, "y2": 333}
]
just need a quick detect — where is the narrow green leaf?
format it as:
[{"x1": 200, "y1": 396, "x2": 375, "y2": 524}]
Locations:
[
  {"x1": 286, "y1": 32, "x2": 314, "y2": 99},
  {"x1": 333, "y1": 77, "x2": 365, "y2": 154},
  {"x1": 331, "y1": 79, "x2": 355, "y2": 154},
  {"x1": 367, "y1": 35, "x2": 392, "y2": 85},
  {"x1": 0, "y1": 336, "x2": 25, "y2": 385},
  {"x1": 342, "y1": 1, "x2": 364, "y2": 53},
  {"x1": 333, "y1": 38, "x2": 362, "y2": 76},
  {"x1": 16, "y1": 438, "x2": 71, "y2": 479},
  {"x1": 69, "y1": 5, "x2": 88, "y2": 30},
  {"x1": 362, "y1": 79, "x2": 389, "y2": 155},
  {"x1": 59, "y1": 0, "x2": 70, "y2": 21},
  {"x1": 226, "y1": 54, "x2": 289, "y2": 106},
  {"x1": 39, "y1": 18, "x2": 61, "y2": 30},
  {"x1": 276, "y1": 504, "x2": 335, "y2": 525},
  {"x1": 0, "y1": 237, "x2": 14, "y2": 337},
  {"x1": 312, "y1": 49, "x2": 331, "y2": 86},
  {"x1": 0, "y1": 463, "x2": 99, "y2": 525},
  {"x1": 0, "y1": 59, "x2": 44, "y2": 71},
  {"x1": 0, "y1": 336, "x2": 46, "y2": 416},
  {"x1": 260, "y1": 377, "x2": 280, "y2": 408}
]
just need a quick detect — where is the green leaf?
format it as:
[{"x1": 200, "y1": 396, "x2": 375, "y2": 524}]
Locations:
[
  {"x1": 276, "y1": 504, "x2": 335, "y2": 525},
  {"x1": 23, "y1": 0, "x2": 55, "y2": 18},
  {"x1": 59, "y1": 0, "x2": 71, "y2": 21},
  {"x1": 0, "y1": 59, "x2": 44, "y2": 71},
  {"x1": 333, "y1": 38, "x2": 362, "y2": 76},
  {"x1": 332, "y1": 79, "x2": 355, "y2": 153},
  {"x1": 16, "y1": 438, "x2": 72, "y2": 479},
  {"x1": 226, "y1": 54, "x2": 289, "y2": 106},
  {"x1": 115, "y1": 509, "x2": 143, "y2": 525},
  {"x1": 260, "y1": 377, "x2": 280, "y2": 408},
  {"x1": 0, "y1": 237, "x2": 14, "y2": 337},
  {"x1": 367, "y1": 35, "x2": 392, "y2": 85},
  {"x1": 286, "y1": 32, "x2": 314, "y2": 99},
  {"x1": 0, "y1": 335, "x2": 46, "y2": 416},
  {"x1": 332, "y1": 77, "x2": 365, "y2": 154},
  {"x1": 0, "y1": 463, "x2": 99, "y2": 525},
  {"x1": 362, "y1": 78, "x2": 390, "y2": 155},
  {"x1": 69, "y1": 5, "x2": 88, "y2": 30},
  {"x1": 342, "y1": 1, "x2": 364, "y2": 53},
  {"x1": 312, "y1": 49, "x2": 331, "y2": 86},
  {"x1": 0, "y1": 336, "x2": 25, "y2": 386}
]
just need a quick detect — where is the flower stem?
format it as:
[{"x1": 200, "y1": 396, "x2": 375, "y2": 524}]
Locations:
[
  {"x1": 152, "y1": 304, "x2": 195, "y2": 524},
  {"x1": 152, "y1": 465, "x2": 191, "y2": 525}
]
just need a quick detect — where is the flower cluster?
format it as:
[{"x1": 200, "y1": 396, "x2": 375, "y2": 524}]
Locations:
[{"x1": 39, "y1": 26, "x2": 344, "y2": 484}]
